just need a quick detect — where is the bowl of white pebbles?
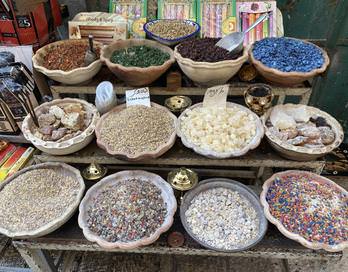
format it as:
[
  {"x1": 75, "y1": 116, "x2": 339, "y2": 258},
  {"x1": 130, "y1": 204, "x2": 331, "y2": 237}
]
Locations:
[{"x1": 180, "y1": 178, "x2": 267, "y2": 252}]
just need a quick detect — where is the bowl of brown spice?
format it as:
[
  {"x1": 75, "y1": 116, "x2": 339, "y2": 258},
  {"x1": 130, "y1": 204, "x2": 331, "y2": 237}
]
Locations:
[
  {"x1": 95, "y1": 102, "x2": 177, "y2": 161},
  {"x1": 32, "y1": 39, "x2": 103, "y2": 85},
  {"x1": 101, "y1": 39, "x2": 175, "y2": 86},
  {"x1": 174, "y1": 38, "x2": 248, "y2": 87}
]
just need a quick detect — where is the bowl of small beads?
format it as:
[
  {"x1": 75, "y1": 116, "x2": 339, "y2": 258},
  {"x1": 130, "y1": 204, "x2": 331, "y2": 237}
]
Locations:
[
  {"x1": 261, "y1": 170, "x2": 348, "y2": 252},
  {"x1": 78, "y1": 170, "x2": 177, "y2": 249},
  {"x1": 33, "y1": 39, "x2": 103, "y2": 85},
  {"x1": 181, "y1": 178, "x2": 268, "y2": 252},
  {"x1": 174, "y1": 38, "x2": 248, "y2": 87},
  {"x1": 101, "y1": 39, "x2": 175, "y2": 86},
  {"x1": 249, "y1": 37, "x2": 330, "y2": 86},
  {"x1": 144, "y1": 19, "x2": 200, "y2": 46}
]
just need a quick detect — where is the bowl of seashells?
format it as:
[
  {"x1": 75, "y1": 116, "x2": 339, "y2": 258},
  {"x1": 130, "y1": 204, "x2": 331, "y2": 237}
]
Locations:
[
  {"x1": 261, "y1": 104, "x2": 344, "y2": 161},
  {"x1": 22, "y1": 98, "x2": 100, "y2": 155}
]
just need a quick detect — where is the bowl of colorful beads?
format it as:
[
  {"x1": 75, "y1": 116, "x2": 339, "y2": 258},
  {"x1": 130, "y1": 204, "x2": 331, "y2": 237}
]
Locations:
[
  {"x1": 249, "y1": 37, "x2": 330, "y2": 86},
  {"x1": 144, "y1": 19, "x2": 200, "y2": 46},
  {"x1": 261, "y1": 170, "x2": 348, "y2": 252},
  {"x1": 101, "y1": 39, "x2": 175, "y2": 86}
]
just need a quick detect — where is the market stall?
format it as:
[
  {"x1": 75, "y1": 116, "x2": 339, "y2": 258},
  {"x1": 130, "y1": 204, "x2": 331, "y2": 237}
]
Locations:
[{"x1": 0, "y1": 1, "x2": 347, "y2": 271}]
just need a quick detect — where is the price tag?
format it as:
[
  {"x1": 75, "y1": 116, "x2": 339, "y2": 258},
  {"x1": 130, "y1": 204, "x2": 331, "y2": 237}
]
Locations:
[
  {"x1": 126, "y1": 87, "x2": 151, "y2": 107},
  {"x1": 203, "y1": 84, "x2": 229, "y2": 108}
]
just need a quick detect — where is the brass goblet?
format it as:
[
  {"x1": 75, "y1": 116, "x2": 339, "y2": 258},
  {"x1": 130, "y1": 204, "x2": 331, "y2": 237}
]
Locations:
[{"x1": 244, "y1": 84, "x2": 274, "y2": 115}]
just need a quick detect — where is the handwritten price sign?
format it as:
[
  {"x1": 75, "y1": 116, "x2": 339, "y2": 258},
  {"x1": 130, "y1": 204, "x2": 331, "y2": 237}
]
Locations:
[
  {"x1": 203, "y1": 84, "x2": 229, "y2": 108},
  {"x1": 126, "y1": 87, "x2": 151, "y2": 107}
]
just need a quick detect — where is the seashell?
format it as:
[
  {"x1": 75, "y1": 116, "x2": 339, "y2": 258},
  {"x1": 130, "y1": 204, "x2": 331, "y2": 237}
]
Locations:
[
  {"x1": 281, "y1": 128, "x2": 298, "y2": 139},
  {"x1": 38, "y1": 113, "x2": 56, "y2": 127},
  {"x1": 318, "y1": 126, "x2": 335, "y2": 145},
  {"x1": 287, "y1": 136, "x2": 308, "y2": 146},
  {"x1": 298, "y1": 126, "x2": 320, "y2": 139},
  {"x1": 305, "y1": 137, "x2": 323, "y2": 145}
]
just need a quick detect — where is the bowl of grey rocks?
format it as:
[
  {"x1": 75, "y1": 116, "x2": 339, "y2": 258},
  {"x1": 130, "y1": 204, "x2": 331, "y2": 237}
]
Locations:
[{"x1": 180, "y1": 178, "x2": 267, "y2": 252}]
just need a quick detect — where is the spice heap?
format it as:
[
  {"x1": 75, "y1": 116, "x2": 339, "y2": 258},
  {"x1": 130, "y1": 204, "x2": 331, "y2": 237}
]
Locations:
[
  {"x1": 42, "y1": 42, "x2": 100, "y2": 71},
  {"x1": 0, "y1": 168, "x2": 81, "y2": 232},
  {"x1": 266, "y1": 173, "x2": 348, "y2": 246},
  {"x1": 86, "y1": 178, "x2": 167, "y2": 242},
  {"x1": 147, "y1": 20, "x2": 196, "y2": 39},
  {"x1": 267, "y1": 105, "x2": 336, "y2": 148},
  {"x1": 185, "y1": 187, "x2": 260, "y2": 250},
  {"x1": 177, "y1": 38, "x2": 242, "y2": 62},
  {"x1": 252, "y1": 37, "x2": 324, "y2": 73},
  {"x1": 33, "y1": 102, "x2": 92, "y2": 142},
  {"x1": 98, "y1": 105, "x2": 175, "y2": 155},
  {"x1": 110, "y1": 46, "x2": 170, "y2": 67},
  {"x1": 180, "y1": 106, "x2": 257, "y2": 153}
]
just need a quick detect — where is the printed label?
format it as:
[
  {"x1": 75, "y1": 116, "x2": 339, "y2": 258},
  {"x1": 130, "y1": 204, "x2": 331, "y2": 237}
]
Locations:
[
  {"x1": 126, "y1": 87, "x2": 151, "y2": 107},
  {"x1": 203, "y1": 84, "x2": 229, "y2": 108}
]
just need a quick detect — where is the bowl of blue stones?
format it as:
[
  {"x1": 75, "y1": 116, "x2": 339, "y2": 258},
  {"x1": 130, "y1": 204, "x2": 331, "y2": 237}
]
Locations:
[{"x1": 250, "y1": 37, "x2": 330, "y2": 86}]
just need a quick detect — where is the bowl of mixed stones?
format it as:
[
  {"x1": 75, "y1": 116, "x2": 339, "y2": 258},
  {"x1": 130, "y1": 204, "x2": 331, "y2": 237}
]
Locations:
[
  {"x1": 174, "y1": 38, "x2": 248, "y2": 86},
  {"x1": 249, "y1": 37, "x2": 330, "y2": 86},
  {"x1": 262, "y1": 104, "x2": 344, "y2": 161},
  {"x1": 101, "y1": 39, "x2": 175, "y2": 86},
  {"x1": 181, "y1": 178, "x2": 267, "y2": 252},
  {"x1": 0, "y1": 162, "x2": 85, "y2": 238},
  {"x1": 78, "y1": 170, "x2": 177, "y2": 249},
  {"x1": 22, "y1": 98, "x2": 99, "y2": 155},
  {"x1": 144, "y1": 19, "x2": 200, "y2": 46},
  {"x1": 95, "y1": 102, "x2": 177, "y2": 161}
]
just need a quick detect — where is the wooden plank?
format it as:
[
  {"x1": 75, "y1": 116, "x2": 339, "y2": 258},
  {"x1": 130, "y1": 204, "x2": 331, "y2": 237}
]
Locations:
[
  {"x1": 34, "y1": 141, "x2": 325, "y2": 173},
  {"x1": 51, "y1": 85, "x2": 311, "y2": 97},
  {"x1": 0, "y1": 133, "x2": 30, "y2": 144}
]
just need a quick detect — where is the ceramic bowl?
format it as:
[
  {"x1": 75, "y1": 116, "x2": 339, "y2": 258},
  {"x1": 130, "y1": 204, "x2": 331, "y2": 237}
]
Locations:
[
  {"x1": 32, "y1": 39, "x2": 103, "y2": 85},
  {"x1": 144, "y1": 19, "x2": 200, "y2": 46},
  {"x1": 261, "y1": 104, "x2": 344, "y2": 161},
  {"x1": 177, "y1": 102, "x2": 264, "y2": 158},
  {"x1": 101, "y1": 39, "x2": 175, "y2": 86},
  {"x1": 181, "y1": 178, "x2": 268, "y2": 252},
  {"x1": 22, "y1": 98, "x2": 100, "y2": 155},
  {"x1": 260, "y1": 170, "x2": 348, "y2": 252},
  {"x1": 0, "y1": 162, "x2": 85, "y2": 238},
  {"x1": 174, "y1": 45, "x2": 248, "y2": 87},
  {"x1": 249, "y1": 38, "x2": 330, "y2": 86},
  {"x1": 78, "y1": 170, "x2": 177, "y2": 249},
  {"x1": 95, "y1": 102, "x2": 177, "y2": 161}
]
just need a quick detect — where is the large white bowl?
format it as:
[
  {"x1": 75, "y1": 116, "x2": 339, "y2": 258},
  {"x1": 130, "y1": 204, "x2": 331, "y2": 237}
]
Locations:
[
  {"x1": 22, "y1": 98, "x2": 100, "y2": 155},
  {"x1": 174, "y1": 46, "x2": 248, "y2": 87},
  {"x1": 0, "y1": 162, "x2": 85, "y2": 238},
  {"x1": 177, "y1": 102, "x2": 264, "y2": 158},
  {"x1": 78, "y1": 170, "x2": 177, "y2": 249},
  {"x1": 32, "y1": 39, "x2": 103, "y2": 85},
  {"x1": 261, "y1": 104, "x2": 344, "y2": 161}
]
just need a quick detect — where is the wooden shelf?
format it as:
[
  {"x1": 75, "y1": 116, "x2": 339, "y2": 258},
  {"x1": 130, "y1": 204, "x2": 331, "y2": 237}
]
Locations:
[
  {"x1": 35, "y1": 140, "x2": 325, "y2": 174},
  {"x1": 0, "y1": 133, "x2": 30, "y2": 144}
]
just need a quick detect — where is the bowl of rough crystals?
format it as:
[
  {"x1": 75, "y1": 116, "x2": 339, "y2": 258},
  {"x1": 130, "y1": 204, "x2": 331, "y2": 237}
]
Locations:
[
  {"x1": 144, "y1": 19, "x2": 200, "y2": 46},
  {"x1": 100, "y1": 39, "x2": 175, "y2": 86},
  {"x1": 181, "y1": 178, "x2": 267, "y2": 252},
  {"x1": 249, "y1": 37, "x2": 330, "y2": 86}
]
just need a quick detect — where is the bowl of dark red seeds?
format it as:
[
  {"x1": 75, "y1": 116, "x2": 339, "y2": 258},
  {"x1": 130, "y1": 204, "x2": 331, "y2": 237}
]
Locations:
[
  {"x1": 33, "y1": 39, "x2": 103, "y2": 85},
  {"x1": 174, "y1": 38, "x2": 248, "y2": 87},
  {"x1": 250, "y1": 37, "x2": 330, "y2": 86},
  {"x1": 78, "y1": 170, "x2": 177, "y2": 249},
  {"x1": 261, "y1": 170, "x2": 348, "y2": 252}
]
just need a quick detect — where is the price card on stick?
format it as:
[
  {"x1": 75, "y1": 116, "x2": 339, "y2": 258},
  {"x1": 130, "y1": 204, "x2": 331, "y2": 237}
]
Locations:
[
  {"x1": 126, "y1": 87, "x2": 151, "y2": 107},
  {"x1": 203, "y1": 84, "x2": 229, "y2": 108}
]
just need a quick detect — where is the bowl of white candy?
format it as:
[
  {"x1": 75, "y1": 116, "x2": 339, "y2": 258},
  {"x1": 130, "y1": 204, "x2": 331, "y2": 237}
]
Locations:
[{"x1": 177, "y1": 102, "x2": 264, "y2": 158}]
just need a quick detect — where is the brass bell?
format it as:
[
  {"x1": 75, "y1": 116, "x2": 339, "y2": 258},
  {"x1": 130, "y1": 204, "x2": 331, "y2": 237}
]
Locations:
[
  {"x1": 82, "y1": 162, "x2": 107, "y2": 181},
  {"x1": 164, "y1": 96, "x2": 192, "y2": 113},
  {"x1": 168, "y1": 167, "x2": 198, "y2": 191}
]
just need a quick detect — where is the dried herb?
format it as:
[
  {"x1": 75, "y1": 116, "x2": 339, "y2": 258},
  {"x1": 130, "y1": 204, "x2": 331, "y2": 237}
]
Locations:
[
  {"x1": 148, "y1": 20, "x2": 196, "y2": 39},
  {"x1": 110, "y1": 46, "x2": 170, "y2": 67}
]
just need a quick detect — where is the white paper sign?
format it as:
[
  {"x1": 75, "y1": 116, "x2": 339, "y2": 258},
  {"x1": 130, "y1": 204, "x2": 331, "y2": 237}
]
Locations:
[
  {"x1": 203, "y1": 84, "x2": 229, "y2": 108},
  {"x1": 126, "y1": 87, "x2": 151, "y2": 107}
]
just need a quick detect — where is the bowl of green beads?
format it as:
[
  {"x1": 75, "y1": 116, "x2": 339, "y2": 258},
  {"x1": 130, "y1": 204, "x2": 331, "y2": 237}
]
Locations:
[{"x1": 101, "y1": 39, "x2": 175, "y2": 86}]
